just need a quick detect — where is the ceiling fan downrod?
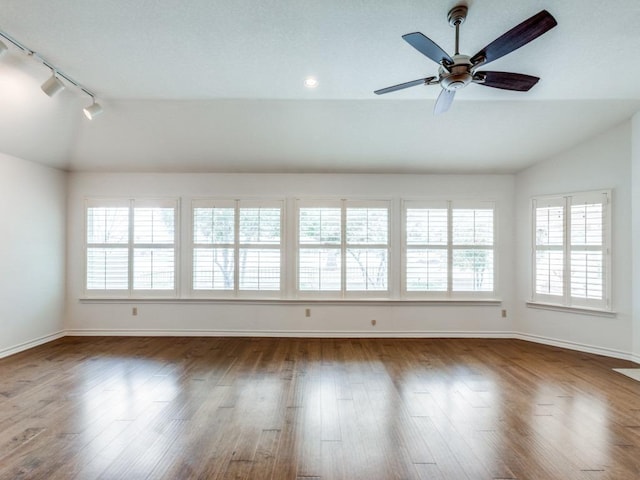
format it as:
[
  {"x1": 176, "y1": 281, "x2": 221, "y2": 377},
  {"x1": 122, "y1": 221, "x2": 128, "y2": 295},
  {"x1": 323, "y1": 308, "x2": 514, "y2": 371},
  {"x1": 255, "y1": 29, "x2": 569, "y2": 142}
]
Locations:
[{"x1": 447, "y1": 5, "x2": 468, "y2": 55}]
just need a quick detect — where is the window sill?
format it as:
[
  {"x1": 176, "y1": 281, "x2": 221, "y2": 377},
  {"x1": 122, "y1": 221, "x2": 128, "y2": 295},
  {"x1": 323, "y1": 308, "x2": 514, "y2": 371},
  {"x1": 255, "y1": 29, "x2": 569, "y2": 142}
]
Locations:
[
  {"x1": 79, "y1": 298, "x2": 502, "y2": 307},
  {"x1": 526, "y1": 302, "x2": 616, "y2": 317}
]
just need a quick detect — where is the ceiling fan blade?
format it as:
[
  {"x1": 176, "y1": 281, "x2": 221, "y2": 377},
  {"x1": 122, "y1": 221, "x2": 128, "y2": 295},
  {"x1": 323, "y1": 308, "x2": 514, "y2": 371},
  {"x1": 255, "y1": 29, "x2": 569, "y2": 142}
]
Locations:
[
  {"x1": 434, "y1": 89, "x2": 455, "y2": 115},
  {"x1": 470, "y1": 10, "x2": 557, "y2": 66},
  {"x1": 374, "y1": 77, "x2": 436, "y2": 95},
  {"x1": 473, "y1": 71, "x2": 540, "y2": 91},
  {"x1": 402, "y1": 32, "x2": 453, "y2": 66}
]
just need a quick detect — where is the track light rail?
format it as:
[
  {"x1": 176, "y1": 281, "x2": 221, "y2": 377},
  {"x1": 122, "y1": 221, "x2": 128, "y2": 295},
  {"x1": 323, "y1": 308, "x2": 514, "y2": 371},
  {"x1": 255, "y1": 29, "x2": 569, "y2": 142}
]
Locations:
[{"x1": 0, "y1": 29, "x2": 102, "y2": 118}]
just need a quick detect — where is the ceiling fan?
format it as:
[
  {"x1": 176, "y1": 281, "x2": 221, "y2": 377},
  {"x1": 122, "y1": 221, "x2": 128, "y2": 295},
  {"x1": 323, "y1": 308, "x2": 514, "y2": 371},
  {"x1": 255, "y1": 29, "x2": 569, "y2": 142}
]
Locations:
[{"x1": 374, "y1": 5, "x2": 557, "y2": 114}]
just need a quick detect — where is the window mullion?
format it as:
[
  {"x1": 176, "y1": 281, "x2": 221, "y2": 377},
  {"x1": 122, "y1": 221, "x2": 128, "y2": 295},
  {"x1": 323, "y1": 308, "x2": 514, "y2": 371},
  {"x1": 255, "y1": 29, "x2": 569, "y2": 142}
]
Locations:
[
  {"x1": 128, "y1": 199, "x2": 134, "y2": 296},
  {"x1": 447, "y1": 201, "x2": 453, "y2": 296},
  {"x1": 563, "y1": 197, "x2": 571, "y2": 306},
  {"x1": 531, "y1": 199, "x2": 538, "y2": 301},
  {"x1": 234, "y1": 200, "x2": 240, "y2": 296},
  {"x1": 341, "y1": 200, "x2": 347, "y2": 298}
]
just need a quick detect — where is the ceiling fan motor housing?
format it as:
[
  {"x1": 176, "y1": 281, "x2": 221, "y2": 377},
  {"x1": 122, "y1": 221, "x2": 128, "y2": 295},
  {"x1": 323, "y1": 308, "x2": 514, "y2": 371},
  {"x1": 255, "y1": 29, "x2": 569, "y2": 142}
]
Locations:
[{"x1": 439, "y1": 54, "x2": 473, "y2": 91}]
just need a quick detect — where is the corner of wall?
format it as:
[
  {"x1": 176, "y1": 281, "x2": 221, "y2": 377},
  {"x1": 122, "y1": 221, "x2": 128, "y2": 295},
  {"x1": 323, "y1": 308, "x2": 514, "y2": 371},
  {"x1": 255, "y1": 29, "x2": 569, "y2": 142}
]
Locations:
[
  {"x1": 514, "y1": 121, "x2": 635, "y2": 358},
  {"x1": 0, "y1": 153, "x2": 68, "y2": 355},
  {"x1": 631, "y1": 112, "x2": 640, "y2": 362}
]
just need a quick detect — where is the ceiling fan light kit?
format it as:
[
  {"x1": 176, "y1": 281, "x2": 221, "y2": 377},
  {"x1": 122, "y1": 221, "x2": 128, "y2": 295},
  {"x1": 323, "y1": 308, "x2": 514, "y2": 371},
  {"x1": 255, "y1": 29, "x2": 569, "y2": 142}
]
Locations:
[{"x1": 375, "y1": 5, "x2": 558, "y2": 115}]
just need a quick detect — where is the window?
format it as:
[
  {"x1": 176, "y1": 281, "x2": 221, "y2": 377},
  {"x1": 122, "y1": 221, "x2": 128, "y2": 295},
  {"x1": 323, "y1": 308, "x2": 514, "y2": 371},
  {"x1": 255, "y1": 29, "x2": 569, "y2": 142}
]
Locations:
[
  {"x1": 404, "y1": 201, "x2": 495, "y2": 297},
  {"x1": 84, "y1": 196, "x2": 501, "y2": 301},
  {"x1": 192, "y1": 199, "x2": 283, "y2": 296},
  {"x1": 86, "y1": 203, "x2": 129, "y2": 291},
  {"x1": 298, "y1": 205, "x2": 341, "y2": 291},
  {"x1": 532, "y1": 191, "x2": 610, "y2": 310},
  {"x1": 86, "y1": 199, "x2": 178, "y2": 296},
  {"x1": 297, "y1": 200, "x2": 389, "y2": 296}
]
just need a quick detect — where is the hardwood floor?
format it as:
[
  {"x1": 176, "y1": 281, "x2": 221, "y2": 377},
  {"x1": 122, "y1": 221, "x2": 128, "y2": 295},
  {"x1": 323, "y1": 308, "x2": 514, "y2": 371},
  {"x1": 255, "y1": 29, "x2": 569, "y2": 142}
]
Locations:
[{"x1": 0, "y1": 337, "x2": 639, "y2": 480}]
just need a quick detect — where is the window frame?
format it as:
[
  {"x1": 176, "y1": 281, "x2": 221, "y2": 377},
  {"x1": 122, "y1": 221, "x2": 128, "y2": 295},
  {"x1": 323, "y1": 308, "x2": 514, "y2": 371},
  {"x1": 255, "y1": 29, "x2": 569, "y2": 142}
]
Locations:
[
  {"x1": 83, "y1": 195, "x2": 504, "y2": 302},
  {"x1": 402, "y1": 200, "x2": 497, "y2": 299},
  {"x1": 295, "y1": 198, "x2": 391, "y2": 299},
  {"x1": 190, "y1": 198, "x2": 284, "y2": 298},
  {"x1": 531, "y1": 190, "x2": 611, "y2": 311},
  {"x1": 84, "y1": 197, "x2": 179, "y2": 298}
]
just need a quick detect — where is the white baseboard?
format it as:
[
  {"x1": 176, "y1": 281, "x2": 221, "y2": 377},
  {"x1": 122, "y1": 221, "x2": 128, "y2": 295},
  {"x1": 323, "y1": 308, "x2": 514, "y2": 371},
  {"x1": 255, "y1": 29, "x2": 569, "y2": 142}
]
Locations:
[
  {"x1": 4, "y1": 329, "x2": 638, "y2": 366},
  {"x1": 65, "y1": 329, "x2": 514, "y2": 339},
  {"x1": 514, "y1": 332, "x2": 637, "y2": 363},
  {"x1": 0, "y1": 331, "x2": 65, "y2": 359}
]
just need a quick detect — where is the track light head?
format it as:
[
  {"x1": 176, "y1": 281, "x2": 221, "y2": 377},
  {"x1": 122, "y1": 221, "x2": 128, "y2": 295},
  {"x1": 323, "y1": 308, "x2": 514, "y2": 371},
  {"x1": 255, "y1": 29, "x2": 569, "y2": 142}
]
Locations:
[
  {"x1": 83, "y1": 100, "x2": 103, "y2": 120},
  {"x1": 3, "y1": 30, "x2": 100, "y2": 118},
  {"x1": 41, "y1": 73, "x2": 65, "y2": 97}
]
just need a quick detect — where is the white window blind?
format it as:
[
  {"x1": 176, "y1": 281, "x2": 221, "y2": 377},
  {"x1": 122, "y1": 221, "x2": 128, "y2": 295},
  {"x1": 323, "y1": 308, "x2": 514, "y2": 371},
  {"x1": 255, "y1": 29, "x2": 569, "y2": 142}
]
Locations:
[
  {"x1": 299, "y1": 207, "x2": 341, "y2": 291},
  {"x1": 532, "y1": 191, "x2": 610, "y2": 309},
  {"x1": 239, "y1": 207, "x2": 281, "y2": 291},
  {"x1": 192, "y1": 200, "x2": 283, "y2": 296},
  {"x1": 193, "y1": 205, "x2": 235, "y2": 290},
  {"x1": 534, "y1": 201, "x2": 564, "y2": 297},
  {"x1": 452, "y1": 207, "x2": 494, "y2": 292},
  {"x1": 86, "y1": 199, "x2": 178, "y2": 296},
  {"x1": 405, "y1": 207, "x2": 448, "y2": 292},
  {"x1": 346, "y1": 207, "x2": 388, "y2": 291},
  {"x1": 86, "y1": 206, "x2": 129, "y2": 290},
  {"x1": 297, "y1": 200, "x2": 390, "y2": 296},
  {"x1": 133, "y1": 207, "x2": 175, "y2": 290},
  {"x1": 403, "y1": 201, "x2": 495, "y2": 297}
]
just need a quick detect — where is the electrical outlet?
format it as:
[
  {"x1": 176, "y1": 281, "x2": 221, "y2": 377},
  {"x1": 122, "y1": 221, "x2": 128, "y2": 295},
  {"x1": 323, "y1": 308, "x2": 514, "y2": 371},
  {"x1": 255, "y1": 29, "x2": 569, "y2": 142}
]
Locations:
[
  {"x1": 132, "y1": 307, "x2": 138, "y2": 316},
  {"x1": 501, "y1": 309, "x2": 507, "y2": 318},
  {"x1": 371, "y1": 319, "x2": 377, "y2": 326},
  {"x1": 305, "y1": 308, "x2": 311, "y2": 317}
]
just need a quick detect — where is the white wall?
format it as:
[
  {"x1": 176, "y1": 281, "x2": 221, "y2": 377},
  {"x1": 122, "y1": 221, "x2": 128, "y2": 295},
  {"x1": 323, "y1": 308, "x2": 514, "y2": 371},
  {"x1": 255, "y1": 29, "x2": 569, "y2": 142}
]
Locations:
[
  {"x1": 66, "y1": 173, "x2": 516, "y2": 337},
  {"x1": 514, "y1": 122, "x2": 633, "y2": 358},
  {"x1": 632, "y1": 113, "x2": 640, "y2": 363},
  {"x1": 5, "y1": 127, "x2": 637, "y2": 360},
  {"x1": 0, "y1": 153, "x2": 66, "y2": 357}
]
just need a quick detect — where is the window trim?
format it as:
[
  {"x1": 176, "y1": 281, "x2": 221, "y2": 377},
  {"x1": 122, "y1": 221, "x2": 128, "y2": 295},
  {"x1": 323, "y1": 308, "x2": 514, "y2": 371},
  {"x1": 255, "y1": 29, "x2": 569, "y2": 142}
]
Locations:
[
  {"x1": 530, "y1": 190, "x2": 611, "y2": 311},
  {"x1": 82, "y1": 195, "x2": 502, "y2": 302},
  {"x1": 295, "y1": 198, "x2": 391, "y2": 299},
  {"x1": 402, "y1": 200, "x2": 497, "y2": 299},
  {"x1": 84, "y1": 197, "x2": 180, "y2": 298},
  {"x1": 190, "y1": 198, "x2": 285, "y2": 298}
]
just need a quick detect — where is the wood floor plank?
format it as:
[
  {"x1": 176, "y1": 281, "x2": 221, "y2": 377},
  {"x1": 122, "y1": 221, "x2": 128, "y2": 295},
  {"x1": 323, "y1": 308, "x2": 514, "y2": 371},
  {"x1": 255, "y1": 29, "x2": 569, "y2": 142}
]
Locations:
[{"x1": 1, "y1": 337, "x2": 640, "y2": 479}]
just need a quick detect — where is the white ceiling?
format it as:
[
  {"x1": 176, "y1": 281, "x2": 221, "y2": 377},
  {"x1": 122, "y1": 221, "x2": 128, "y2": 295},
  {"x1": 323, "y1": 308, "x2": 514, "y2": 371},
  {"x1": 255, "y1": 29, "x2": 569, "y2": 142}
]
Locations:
[{"x1": 1, "y1": 0, "x2": 640, "y2": 173}]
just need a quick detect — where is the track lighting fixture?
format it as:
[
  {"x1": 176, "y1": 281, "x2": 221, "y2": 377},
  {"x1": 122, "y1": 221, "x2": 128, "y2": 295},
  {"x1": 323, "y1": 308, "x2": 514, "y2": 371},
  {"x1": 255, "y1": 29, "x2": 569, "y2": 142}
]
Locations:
[
  {"x1": 41, "y1": 71, "x2": 65, "y2": 97},
  {"x1": 83, "y1": 99, "x2": 103, "y2": 120},
  {"x1": 0, "y1": 30, "x2": 103, "y2": 119}
]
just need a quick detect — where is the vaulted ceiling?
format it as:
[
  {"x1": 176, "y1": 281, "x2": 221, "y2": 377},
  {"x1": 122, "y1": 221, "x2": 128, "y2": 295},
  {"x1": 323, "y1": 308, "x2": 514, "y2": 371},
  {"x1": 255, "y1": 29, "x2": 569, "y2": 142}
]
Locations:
[{"x1": 1, "y1": 0, "x2": 639, "y2": 173}]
